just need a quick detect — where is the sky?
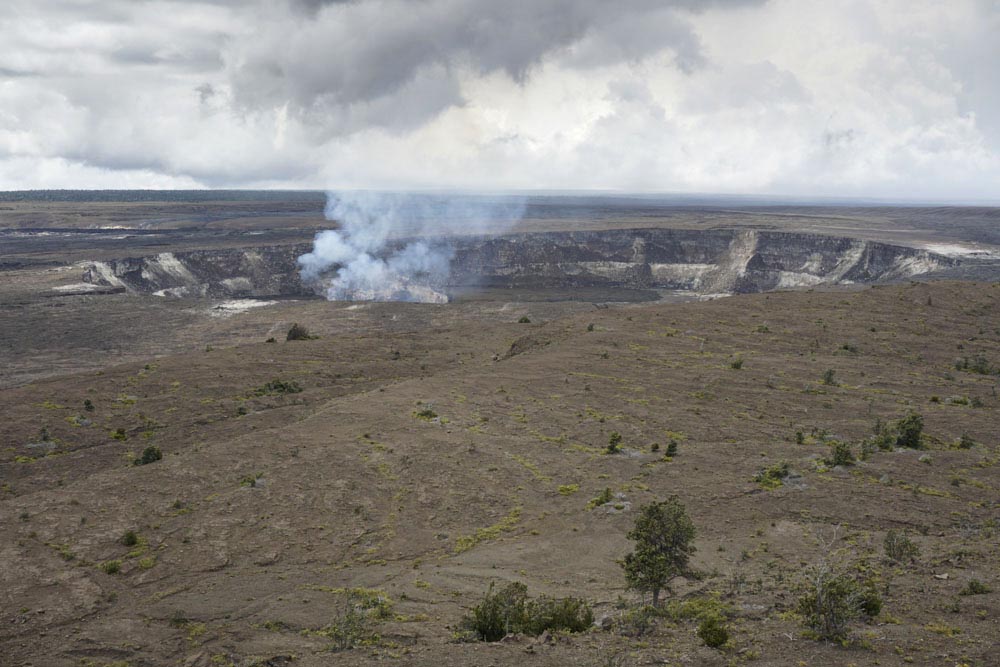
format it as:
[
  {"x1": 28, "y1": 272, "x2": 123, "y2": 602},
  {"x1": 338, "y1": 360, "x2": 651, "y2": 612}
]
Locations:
[{"x1": 1, "y1": 0, "x2": 998, "y2": 200}]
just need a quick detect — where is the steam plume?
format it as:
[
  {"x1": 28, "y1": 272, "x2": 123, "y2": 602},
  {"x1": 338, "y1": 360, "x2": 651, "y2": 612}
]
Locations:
[{"x1": 298, "y1": 192, "x2": 525, "y2": 302}]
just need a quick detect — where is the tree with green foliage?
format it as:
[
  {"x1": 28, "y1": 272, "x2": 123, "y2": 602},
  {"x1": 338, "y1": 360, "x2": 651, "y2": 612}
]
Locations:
[{"x1": 622, "y1": 497, "x2": 697, "y2": 606}]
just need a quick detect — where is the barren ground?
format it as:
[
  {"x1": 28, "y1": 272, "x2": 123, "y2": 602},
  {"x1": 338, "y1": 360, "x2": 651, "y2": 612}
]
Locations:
[{"x1": 1, "y1": 197, "x2": 998, "y2": 667}]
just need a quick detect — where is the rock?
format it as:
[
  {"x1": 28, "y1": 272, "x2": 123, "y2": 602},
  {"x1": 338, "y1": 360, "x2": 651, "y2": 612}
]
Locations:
[
  {"x1": 595, "y1": 614, "x2": 615, "y2": 630},
  {"x1": 933, "y1": 573, "x2": 950, "y2": 580}
]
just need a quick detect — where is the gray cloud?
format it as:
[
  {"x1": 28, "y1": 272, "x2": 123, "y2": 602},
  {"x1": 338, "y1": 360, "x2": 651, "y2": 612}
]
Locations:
[
  {"x1": 0, "y1": 0, "x2": 998, "y2": 199},
  {"x1": 228, "y1": 0, "x2": 760, "y2": 133}
]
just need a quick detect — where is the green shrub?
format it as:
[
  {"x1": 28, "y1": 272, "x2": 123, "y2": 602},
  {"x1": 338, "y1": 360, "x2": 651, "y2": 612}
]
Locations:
[
  {"x1": 120, "y1": 530, "x2": 139, "y2": 547},
  {"x1": 894, "y1": 413, "x2": 923, "y2": 449},
  {"x1": 100, "y1": 560, "x2": 122, "y2": 575},
  {"x1": 954, "y1": 355, "x2": 998, "y2": 376},
  {"x1": 312, "y1": 588, "x2": 393, "y2": 651},
  {"x1": 754, "y1": 461, "x2": 790, "y2": 489},
  {"x1": 697, "y1": 615, "x2": 729, "y2": 648},
  {"x1": 252, "y1": 379, "x2": 303, "y2": 396},
  {"x1": 134, "y1": 446, "x2": 162, "y2": 466},
  {"x1": 868, "y1": 414, "x2": 924, "y2": 451},
  {"x1": 826, "y1": 441, "x2": 855, "y2": 467},
  {"x1": 957, "y1": 433, "x2": 976, "y2": 449},
  {"x1": 83, "y1": 399, "x2": 95, "y2": 412},
  {"x1": 665, "y1": 440, "x2": 678, "y2": 457},
  {"x1": 286, "y1": 323, "x2": 316, "y2": 341},
  {"x1": 606, "y1": 432, "x2": 622, "y2": 454},
  {"x1": 729, "y1": 357, "x2": 744, "y2": 370},
  {"x1": 589, "y1": 487, "x2": 614, "y2": 509},
  {"x1": 883, "y1": 530, "x2": 919, "y2": 563},
  {"x1": 797, "y1": 567, "x2": 880, "y2": 641},
  {"x1": 463, "y1": 582, "x2": 592, "y2": 642},
  {"x1": 822, "y1": 369, "x2": 837, "y2": 386},
  {"x1": 111, "y1": 428, "x2": 128, "y2": 441},
  {"x1": 518, "y1": 316, "x2": 531, "y2": 324},
  {"x1": 614, "y1": 605, "x2": 658, "y2": 637},
  {"x1": 959, "y1": 579, "x2": 990, "y2": 596},
  {"x1": 413, "y1": 407, "x2": 438, "y2": 421}
]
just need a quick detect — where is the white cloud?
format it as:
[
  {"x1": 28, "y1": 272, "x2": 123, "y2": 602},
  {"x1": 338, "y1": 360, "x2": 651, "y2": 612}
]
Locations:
[{"x1": 0, "y1": 0, "x2": 997, "y2": 199}]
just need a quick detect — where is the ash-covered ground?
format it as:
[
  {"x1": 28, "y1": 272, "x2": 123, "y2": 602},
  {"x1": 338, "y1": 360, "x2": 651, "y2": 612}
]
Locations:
[{"x1": 1, "y1": 194, "x2": 999, "y2": 667}]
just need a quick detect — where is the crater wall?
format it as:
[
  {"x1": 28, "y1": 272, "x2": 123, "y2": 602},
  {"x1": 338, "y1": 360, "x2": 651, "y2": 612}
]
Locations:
[{"x1": 82, "y1": 228, "x2": 956, "y2": 299}]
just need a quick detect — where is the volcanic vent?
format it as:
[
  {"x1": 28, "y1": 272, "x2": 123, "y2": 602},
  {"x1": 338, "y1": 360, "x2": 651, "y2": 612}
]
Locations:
[{"x1": 81, "y1": 228, "x2": 956, "y2": 301}]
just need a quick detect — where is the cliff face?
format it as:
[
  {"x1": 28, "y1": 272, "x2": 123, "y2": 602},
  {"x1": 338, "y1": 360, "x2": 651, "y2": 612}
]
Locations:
[
  {"x1": 448, "y1": 229, "x2": 954, "y2": 294},
  {"x1": 82, "y1": 228, "x2": 955, "y2": 299}
]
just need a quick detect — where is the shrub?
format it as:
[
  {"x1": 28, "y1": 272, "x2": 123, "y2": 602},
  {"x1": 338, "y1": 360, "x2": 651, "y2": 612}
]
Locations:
[
  {"x1": 523, "y1": 595, "x2": 594, "y2": 635},
  {"x1": 286, "y1": 323, "x2": 315, "y2": 341},
  {"x1": 587, "y1": 323, "x2": 595, "y2": 332},
  {"x1": 314, "y1": 588, "x2": 393, "y2": 651},
  {"x1": 83, "y1": 399, "x2": 95, "y2": 412},
  {"x1": 959, "y1": 579, "x2": 990, "y2": 596},
  {"x1": 665, "y1": 440, "x2": 678, "y2": 457},
  {"x1": 957, "y1": 433, "x2": 976, "y2": 449},
  {"x1": 883, "y1": 530, "x2": 919, "y2": 563},
  {"x1": 697, "y1": 615, "x2": 729, "y2": 648},
  {"x1": 252, "y1": 379, "x2": 303, "y2": 396},
  {"x1": 955, "y1": 355, "x2": 997, "y2": 376},
  {"x1": 589, "y1": 487, "x2": 614, "y2": 509},
  {"x1": 797, "y1": 566, "x2": 880, "y2": 641},
  {"x1": 134, "y1": 446, "x2": 162, "y2": 466},
  {"x1": 614, "y1": 605, "x2": 658, "y2": 637},
  {"x1": 869, "y1": 413, "x2": 924, "y2": 451},
  {"x1": 463, "y1": 582, "x2": 592, "y2": 641},
  {"x1": 111, "y1": 428, "x2": 128, "y2": 441},
  {"x1": 822, "y1": 369, "x2": 837, "y2": 386},
  {"x1": 413, "y1": 407, "x2": 438, "y2": 421},
  {"x1": 754, "y1": 461, "x2": 790, "y2": 489},
  {"x1": 894, "y1": 413, "x2": 923, "y2": 449},
  {"x1": 120, "y1": 530, "x2": 139, "y2": 547},
  {"x1": 607, "y1": 432, "x2": 622, "y2": 454},
  {"x1": 826, "y1": 441, "x2": 855, "y2": 467},
  {"x1": 100, "y1": 560, "x2": 122, "y2": 575},
  {"x1": 518, "y1": 316, "x2": 531, "y2": 324},
  {"x1": 730, "y1": 357, "x2": 744, "y2": 370}
]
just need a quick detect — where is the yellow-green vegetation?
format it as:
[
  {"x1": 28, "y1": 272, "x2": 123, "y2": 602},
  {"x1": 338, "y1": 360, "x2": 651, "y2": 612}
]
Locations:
[
  {"x1": 302, "y1": 588, "x2": 394, "y2": 651},
  {"x1": 510, "y1": 454, "x2": 551, "y2": 481},
  {"x1": 588, "y1": 487, "x2": 614, "y2": 509},
  {"x1": 454, "y1": 507, "x2": 522, "y2": 554},
  {"x1": 557, "y1": 484, "x2": 580, "y2": 495},
  {"x1": 754, "y1": 461, "x2": 791, "y2": 490},
  {"x1": 99, "y1": 560, "x2": 122, "y2": 575},
  {"x1": 412, "y1": 406, "x2": 438, "y2": 421}
]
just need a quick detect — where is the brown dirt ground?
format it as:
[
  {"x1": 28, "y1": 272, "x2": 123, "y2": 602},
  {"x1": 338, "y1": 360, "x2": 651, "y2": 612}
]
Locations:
[{"x1": 1, "y1": 281, "x2": 999, "y2": 667}]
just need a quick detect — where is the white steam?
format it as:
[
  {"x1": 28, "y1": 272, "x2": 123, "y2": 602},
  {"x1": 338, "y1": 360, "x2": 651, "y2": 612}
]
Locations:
[{"x1": 298, "y1": 192, "x2": 525, "y2": 302}]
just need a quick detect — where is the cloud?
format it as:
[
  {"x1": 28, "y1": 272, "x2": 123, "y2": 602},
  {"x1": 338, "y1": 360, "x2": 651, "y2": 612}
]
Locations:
[{"x1": 0, "y1": 0, "x2": 998, "y2": 200}]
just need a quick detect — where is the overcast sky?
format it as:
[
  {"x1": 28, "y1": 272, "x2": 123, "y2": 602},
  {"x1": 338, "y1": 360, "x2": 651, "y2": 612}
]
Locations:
[{"x1": 1, "y1": 0, "x2": 998, "y2": 199}]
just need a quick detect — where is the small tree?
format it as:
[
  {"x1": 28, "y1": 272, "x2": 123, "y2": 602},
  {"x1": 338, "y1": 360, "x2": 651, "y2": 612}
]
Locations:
[{"x1": 622, "y1": 497, "x2": 696, "y2": 606}]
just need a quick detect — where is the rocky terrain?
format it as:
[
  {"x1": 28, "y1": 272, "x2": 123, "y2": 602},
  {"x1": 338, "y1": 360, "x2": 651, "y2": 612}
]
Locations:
[
  {"x1": 77, "y1": 229, "x2": 956, "y2": 300},
  {"x1": 1, "y1": 195, "x2": 998, "y2": 667}
]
